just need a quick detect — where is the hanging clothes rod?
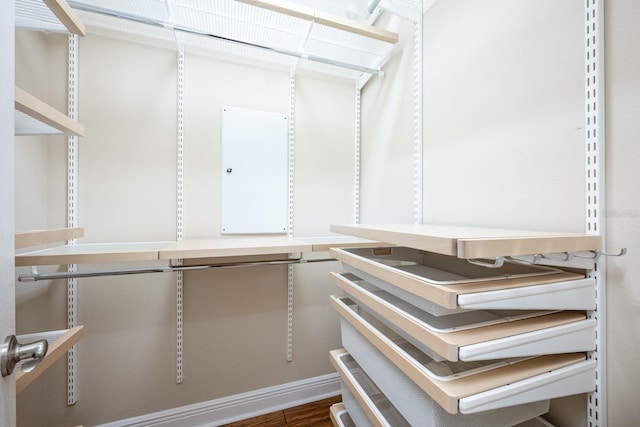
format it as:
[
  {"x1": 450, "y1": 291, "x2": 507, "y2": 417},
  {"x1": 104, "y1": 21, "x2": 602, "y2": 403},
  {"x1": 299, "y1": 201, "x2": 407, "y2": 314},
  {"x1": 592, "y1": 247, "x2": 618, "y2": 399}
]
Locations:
[
  {"x1": 66, "y1": 1, "x2": 384, "y2": 76},
  {"x1": 18, "y1": 256, "x2": 336, "y2": 282}
]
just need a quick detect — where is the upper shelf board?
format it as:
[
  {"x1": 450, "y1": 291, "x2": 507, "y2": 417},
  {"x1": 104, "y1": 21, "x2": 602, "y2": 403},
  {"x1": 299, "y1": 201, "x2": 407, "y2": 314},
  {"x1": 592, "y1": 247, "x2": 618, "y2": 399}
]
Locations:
[
  {"x1": 16, "y1": 0, "x2": 86, "y2": 35},
  {"x1": 15, "y1": 242, "x2": 170, "y2": 266},
  {"x1": 330, "y1": 223, "x2": 602, "y2": 259},
  {"x1": 15, "y1": 235, "x2": 384, "y2": 266},
  {"x1": 235, "y1": 0, "x2": 399, "y2": 44},
  {"x1": 15, "y1": 227, "x2": 84, "y2": 250},
  {"x1": 158, "y1": 237, "x2": 314, "y2": 260},
  {"x1": 15, "y1": 86, "x2": 85, "y2": 137}
]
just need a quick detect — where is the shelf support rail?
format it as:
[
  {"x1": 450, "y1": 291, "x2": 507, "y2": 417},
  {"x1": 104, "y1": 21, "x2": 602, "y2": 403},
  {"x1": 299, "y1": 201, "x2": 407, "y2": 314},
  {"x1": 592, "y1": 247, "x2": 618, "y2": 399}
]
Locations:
[
  {"x1": 585, "y1": 1, "x2": 606, "y2": 426},
  {"x1": 175, "y1": 46, "x2": 185, "y2": 384},
  {"x1": 66, "y1": 32, "x2": 79, "y2": 407},
  {"x1": 412, "y1": 4, "x2": 423, "y2": 225},
  {"x1": 286, "y1": 71, "x2": 296, "y2": 362},
  {"x1": 354, "y1": 82, "x2": 361, "y2": 225}
]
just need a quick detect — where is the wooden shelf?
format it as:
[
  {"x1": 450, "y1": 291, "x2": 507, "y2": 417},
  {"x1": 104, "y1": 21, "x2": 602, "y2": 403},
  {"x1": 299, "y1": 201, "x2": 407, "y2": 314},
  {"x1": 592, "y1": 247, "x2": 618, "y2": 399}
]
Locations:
[
  {"x1": 16, "y1": 0, "x2": 86, "y2": 36},
  {"x1": 329, "y1": 403, "x2": 347, "y2": 427},
  {"x1": 15, "y1": 227, "x2": 84, "y2": 250},
  {"x1": 16, "y1": 326, "x2": 84, "y2": 394},
  {"x1": 15, "y1": 236, "x2": 385, "y2": 266},
  {"x1": 158, "y1": 236, "x2": 313, "y2": 260},
  {"x1": 235, "y1": 0, "x2": 398, "y2": 44},
  {"x1": 15, "y1": 86, "x2": 85, "y2": 137},
  {"x1": 42, "y1": 0, "x2": 86, "y2": 36},
  {"x1": 330, "y1": 223, "x2": 602, "y2": 258},
  {"x1": 15, "y1": 241, "x2": 170, "y2": 266},
  {"x1": 329, "y1": 247, "x2": 593, "y2": 311},
  {"x1": 299, "y1": 235, "x2": 389, "y2": 252}
]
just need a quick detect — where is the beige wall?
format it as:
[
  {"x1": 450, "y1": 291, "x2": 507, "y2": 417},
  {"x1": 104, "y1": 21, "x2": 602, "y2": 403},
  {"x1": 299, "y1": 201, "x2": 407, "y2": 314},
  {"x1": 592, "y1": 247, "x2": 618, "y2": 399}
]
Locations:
[
  {"x1": 360, "y1": 14, "x2": 416, "y2": 224},
  {"x1": 604, "y1": 1, "x2": 640, "y2": 426},
  {"x1": 15, "y1": 30, "x2": 353, "y2": 426},
  {"x1": 422, "y1": 0, "x2": 585, "y2": 231}
]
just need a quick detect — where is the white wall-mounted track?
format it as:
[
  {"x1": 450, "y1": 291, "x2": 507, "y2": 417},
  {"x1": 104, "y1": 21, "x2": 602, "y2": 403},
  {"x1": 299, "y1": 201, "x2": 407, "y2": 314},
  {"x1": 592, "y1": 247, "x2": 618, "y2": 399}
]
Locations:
[
  {"x1": 175, "y1": 46, "x2": 185, "y2": 384},
  {"x1": 412, "y1": 5, "x2": 422, "y2": 225},
  {"x1": 354, "y1": 84, "x2": 361, "y2": 225},
  {"x1": 585, "y1": 0, "x2": 606, "y2": 425},
  {"x1": 287, "y1": 71, "x2": 296, "y2": 362},
  {"x1": 66, "y1": 33, "x2": 79, "y2": 406}
]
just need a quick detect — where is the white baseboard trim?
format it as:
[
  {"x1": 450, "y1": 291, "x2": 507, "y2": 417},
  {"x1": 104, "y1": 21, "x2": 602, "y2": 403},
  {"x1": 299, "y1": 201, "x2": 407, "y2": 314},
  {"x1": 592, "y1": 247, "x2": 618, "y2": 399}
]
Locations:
[{"x1": 95, "y1": 372, "x2": 341, "y2": 427}]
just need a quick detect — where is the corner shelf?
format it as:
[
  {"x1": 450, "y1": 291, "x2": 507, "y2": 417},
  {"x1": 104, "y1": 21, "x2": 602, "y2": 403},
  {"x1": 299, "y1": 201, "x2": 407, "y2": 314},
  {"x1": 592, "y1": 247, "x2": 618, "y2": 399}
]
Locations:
[
  {"x1": 15, "y1": 86, "x2": 84, "y2": 137},
  {"x1": 41, "y1": 0, "x2": 85, "y2": 35},
  {"x1": 16, "y1": 0, "x2": 85, "y2": 35},
  {"x1": 15, "y1": 0, "x2": 85, "y2": 136},
  {"x1": 15, "y1": 227, "x2": 84, "y2": 250},
  {"x1": 15, "y1": 326, "x2": 85, "y2": 394}
]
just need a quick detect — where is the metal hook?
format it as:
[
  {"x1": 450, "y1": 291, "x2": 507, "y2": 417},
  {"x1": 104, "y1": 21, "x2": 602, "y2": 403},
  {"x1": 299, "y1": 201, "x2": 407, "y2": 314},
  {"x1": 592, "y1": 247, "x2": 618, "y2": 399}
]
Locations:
[
  {"x1": 505, "y1": 254, "x2": 543, "y2": 265},
  {"x1": 541, "y1": 252, "x2": 574, "y2": 262},
  {"x1": 467, "y1": 257, "x2": 505, "y2": 269},
  {"x1": 573, "y1": 250, "x2": 600, "y2": 260},
  {"x1": 574, "y1": 248, "x2": 627, "y2": 260},
  {"x1": 601, "y1": 247, "x2": 627, "y2": 257}
]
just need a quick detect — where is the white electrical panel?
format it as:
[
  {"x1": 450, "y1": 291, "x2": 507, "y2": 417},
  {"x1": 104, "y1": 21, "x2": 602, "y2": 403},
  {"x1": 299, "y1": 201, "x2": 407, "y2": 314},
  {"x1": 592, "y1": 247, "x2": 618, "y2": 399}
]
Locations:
[{"x1": 220, "y1": 106, "x2": 289, "y2": 234}]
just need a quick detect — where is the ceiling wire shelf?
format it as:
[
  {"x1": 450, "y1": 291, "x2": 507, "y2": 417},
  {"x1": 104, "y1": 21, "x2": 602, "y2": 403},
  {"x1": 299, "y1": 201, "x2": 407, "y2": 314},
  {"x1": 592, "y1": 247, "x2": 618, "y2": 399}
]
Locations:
[{"x1": 61, "y1": 0, "x2": 406, "y2": 78}]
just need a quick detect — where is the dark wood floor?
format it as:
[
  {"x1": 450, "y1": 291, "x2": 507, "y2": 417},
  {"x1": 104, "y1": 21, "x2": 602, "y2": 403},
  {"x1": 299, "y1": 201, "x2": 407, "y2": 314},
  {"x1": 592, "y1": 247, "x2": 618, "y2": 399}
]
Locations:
[{"x1": 220, "y1": 395, "x2": 342, "y2": 427}]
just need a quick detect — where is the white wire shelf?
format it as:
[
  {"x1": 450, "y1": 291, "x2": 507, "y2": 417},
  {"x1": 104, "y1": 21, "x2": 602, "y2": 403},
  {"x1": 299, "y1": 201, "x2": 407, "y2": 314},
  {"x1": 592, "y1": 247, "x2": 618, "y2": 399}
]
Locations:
[{"x1": 65, "y1": 0, "x2": 402, "y2": 78}]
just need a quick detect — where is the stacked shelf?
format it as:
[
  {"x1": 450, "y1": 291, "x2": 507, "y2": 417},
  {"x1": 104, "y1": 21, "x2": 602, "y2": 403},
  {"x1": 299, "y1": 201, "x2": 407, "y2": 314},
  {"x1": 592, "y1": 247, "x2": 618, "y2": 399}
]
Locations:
[
  {"x1": 13, "y1": 0, "x2": 85, "y2": 394},
  {"x1": 328, "y1": 223, "x2": 601, "y2": 426}
]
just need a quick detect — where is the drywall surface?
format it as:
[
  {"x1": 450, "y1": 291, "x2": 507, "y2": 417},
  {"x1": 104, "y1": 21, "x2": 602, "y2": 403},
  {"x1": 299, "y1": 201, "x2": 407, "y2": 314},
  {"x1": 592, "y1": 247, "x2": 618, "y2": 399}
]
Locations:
[
  {"x1": 603, "y1": 1, "x2": 640, "y2": 426},
  {"x1": 14, "y1": 31, "x2": 352, "y2": 426},
  {"x1": 422, "y1": 0, "x2": 585, "y2": 232},
  {"x1": 360, "y1": 15, "x2": 417, "y2": 224}
]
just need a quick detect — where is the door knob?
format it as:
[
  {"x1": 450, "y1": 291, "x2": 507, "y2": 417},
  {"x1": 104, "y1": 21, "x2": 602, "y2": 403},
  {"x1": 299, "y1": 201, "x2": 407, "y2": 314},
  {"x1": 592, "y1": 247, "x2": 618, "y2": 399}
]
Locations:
[{"x1": 1, "y1": 334, "x2": 48, "y2": 377}]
